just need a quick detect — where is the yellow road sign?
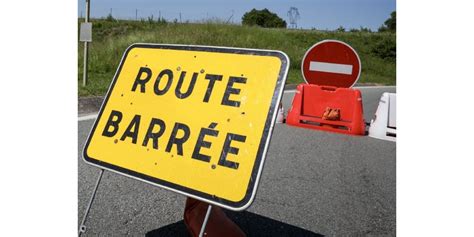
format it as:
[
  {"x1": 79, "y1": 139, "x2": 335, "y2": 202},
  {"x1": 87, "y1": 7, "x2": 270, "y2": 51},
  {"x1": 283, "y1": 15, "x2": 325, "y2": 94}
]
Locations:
[{"x1": 83, "y1": 44, "x2": 289, "y2": 210}]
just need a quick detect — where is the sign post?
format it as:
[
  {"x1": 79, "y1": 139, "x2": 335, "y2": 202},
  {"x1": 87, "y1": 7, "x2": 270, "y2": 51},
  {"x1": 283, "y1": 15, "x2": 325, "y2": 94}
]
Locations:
[
  {"x1": 83, "y1": 44, "x2": 289, "y2": 211},
  {"x1": 82, "y1": 0, "x2": 91, "y2": 87},
  {"x1": 301, "y1": 40, "x2": 361, "y2": 88}
]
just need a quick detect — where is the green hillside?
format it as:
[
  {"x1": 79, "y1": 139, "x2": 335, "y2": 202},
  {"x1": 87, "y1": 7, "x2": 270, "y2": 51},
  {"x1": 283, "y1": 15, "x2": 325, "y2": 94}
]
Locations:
[{"x1": 78, "y1": 19, "x2": 395, "y2": 96}]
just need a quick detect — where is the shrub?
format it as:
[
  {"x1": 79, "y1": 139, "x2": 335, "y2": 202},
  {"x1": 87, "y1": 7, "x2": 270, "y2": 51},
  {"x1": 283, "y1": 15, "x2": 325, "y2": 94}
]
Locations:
[
  {"x1": 371, "y1": 37, "x2": 396, "y2": 61},
  {"x1": 147, "y1": 15, "x2": 154, "y2": 24},
  {"x1": 242, "y1": 8, "x2": 286, "y2": 28},
  {"x1": 157, "y1": 17, "x2": 167, "y2": 24}
]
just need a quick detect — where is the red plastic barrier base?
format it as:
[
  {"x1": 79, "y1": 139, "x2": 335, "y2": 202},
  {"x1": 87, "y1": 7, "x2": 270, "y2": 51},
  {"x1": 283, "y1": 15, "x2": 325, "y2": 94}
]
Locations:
[{"x1": 287, "y1": 83, "x2": 365, "y2": 135}]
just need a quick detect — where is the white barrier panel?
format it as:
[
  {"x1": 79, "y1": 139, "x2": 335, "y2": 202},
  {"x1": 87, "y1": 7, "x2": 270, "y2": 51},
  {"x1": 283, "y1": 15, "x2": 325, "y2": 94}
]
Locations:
[{"x1": 368, "y1": 92, "x2": 396, "y2": 142}]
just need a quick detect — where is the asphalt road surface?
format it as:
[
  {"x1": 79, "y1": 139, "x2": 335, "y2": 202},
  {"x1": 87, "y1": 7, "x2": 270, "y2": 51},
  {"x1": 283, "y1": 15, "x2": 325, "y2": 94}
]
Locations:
[{"x1": 78, "y1": 86, "x2": 396, "y2": 236}]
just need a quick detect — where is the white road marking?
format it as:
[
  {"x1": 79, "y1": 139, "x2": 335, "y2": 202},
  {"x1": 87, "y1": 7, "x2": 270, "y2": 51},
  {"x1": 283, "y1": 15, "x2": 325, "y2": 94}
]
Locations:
[
  {"x1": 78, "y1": 114, "x2": 98, "y2": 121},
  {"x1": 309, "y1": 61, "x2": 353, "y2": 75},
  {"x1": 353, "y1": 86, "x2": 396, "y2": 89},
  {"x1": 77, "y1": 86, "x2": 396, "y2": 121}
]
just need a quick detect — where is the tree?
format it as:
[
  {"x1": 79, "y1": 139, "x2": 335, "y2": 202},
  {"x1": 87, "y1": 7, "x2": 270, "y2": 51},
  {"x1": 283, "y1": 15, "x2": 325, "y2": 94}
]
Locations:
[
  {"x1": 359, "y1": 26, "x2": 372, "y2": 33},
  {"x1": 379, "y1": 11, "x2": 396, "y2": 32},
  {"x1": 336, "y1": 26, "x2": 345, "y2": 32},
  {"x1": 349, "y1": 28, "x2": 359, "y2": 33},
  {"x1": 105, "y1": 13, "x2": 115, "y2": 22},
  {"x1": 242, "y1": 8, "x2": 287, "y2": 28},
  {"x1": 378, "y1": 25, "x2": 388, "y2": 32}
]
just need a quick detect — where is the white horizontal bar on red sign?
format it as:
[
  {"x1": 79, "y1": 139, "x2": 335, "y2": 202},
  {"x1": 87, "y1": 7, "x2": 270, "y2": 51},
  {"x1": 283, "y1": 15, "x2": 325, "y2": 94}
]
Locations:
[{"x1": 309, "y1": 61, "x2": 353, "y2": 75}]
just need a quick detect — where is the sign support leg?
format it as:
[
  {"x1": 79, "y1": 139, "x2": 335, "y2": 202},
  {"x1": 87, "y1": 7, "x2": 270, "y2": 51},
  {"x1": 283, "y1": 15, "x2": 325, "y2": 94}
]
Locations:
[
  {"x1": 79, "y1": 169, "x2": 104, "y2": 236},
  {"x1": 198, "y1": 205, "x2": 212, "y2": 237}
]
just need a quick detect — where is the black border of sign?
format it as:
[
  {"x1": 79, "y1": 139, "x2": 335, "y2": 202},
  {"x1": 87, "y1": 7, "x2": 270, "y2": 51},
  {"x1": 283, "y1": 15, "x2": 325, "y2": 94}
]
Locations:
[{"x1": 82, "y1": 43, "x2": 289, "y2": 211}]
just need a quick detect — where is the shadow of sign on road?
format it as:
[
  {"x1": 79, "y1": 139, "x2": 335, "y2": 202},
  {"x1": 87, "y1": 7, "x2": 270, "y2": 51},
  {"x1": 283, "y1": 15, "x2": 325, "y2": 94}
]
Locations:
[{"x1": 145, "y1": 210, "x2": 323, "y2": 237}]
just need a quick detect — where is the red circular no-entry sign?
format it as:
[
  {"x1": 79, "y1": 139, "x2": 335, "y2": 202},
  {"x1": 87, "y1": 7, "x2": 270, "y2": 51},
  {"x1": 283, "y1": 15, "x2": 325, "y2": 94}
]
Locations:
[{"x1": 301, "y1": 40, "x2": 361, "y2": 88}]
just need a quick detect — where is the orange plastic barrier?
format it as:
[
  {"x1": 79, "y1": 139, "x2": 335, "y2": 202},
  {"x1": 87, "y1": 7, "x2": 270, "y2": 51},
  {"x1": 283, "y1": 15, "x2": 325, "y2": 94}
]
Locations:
[{"x1": 286, "y1": 83, "x2": 365, "y2": 135}]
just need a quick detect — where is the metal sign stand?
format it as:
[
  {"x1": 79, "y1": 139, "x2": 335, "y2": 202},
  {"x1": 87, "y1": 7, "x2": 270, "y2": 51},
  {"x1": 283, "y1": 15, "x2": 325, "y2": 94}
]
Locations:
[
  {"x1": 78, "y1": 169, "x2": 104, "y2": 236},
  {"x1": 78, "y1": 169, "x2": 213, "y2": 236},
  {"x1": 199, "y1": 205, "x2": 213, "y2": 237}
]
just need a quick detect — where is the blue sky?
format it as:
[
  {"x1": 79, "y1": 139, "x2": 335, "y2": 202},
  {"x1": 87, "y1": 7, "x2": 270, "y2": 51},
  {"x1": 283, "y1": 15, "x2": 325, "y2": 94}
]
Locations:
[{"x1": 78, "y1": 0, "x2": 396, "y2": 31}]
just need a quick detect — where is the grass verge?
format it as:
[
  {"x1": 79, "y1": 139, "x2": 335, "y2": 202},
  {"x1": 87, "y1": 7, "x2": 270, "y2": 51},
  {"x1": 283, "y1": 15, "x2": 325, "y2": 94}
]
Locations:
[{"x1": 78, "y1": 19, "x2": 395, "y2": 96}]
